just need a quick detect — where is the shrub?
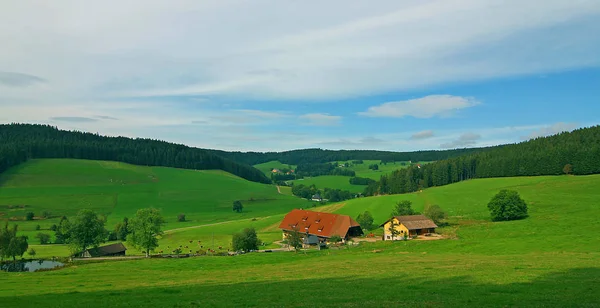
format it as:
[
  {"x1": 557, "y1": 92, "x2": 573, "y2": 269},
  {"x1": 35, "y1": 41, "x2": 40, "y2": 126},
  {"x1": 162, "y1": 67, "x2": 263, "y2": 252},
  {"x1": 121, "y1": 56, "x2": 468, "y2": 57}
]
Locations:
[
  {"x1": 42, "y1": 211, "x2": 52, "y2": 218},
  {"x1": 487, "y1": 190, "x2": 528, "y2": 222},
  {"x1": 232, "y1": 200, "x2": 243, "y2": 213},
  {"x1": 50, "y1": 224, "x2": 57, "y2": 231},
  {"x1": 36, "y1": 233, "x2": 51, "y2": 245},
  {"x1": 329, "y1": 235, "x2": 342, "y2": 245},
  {"x1": 423, "y1": 205, "x2": 447, "y2": 225},
  {"x1": 35, "y1": 224, "x2": 41, "y2": 230},
  {"x1": 28, "y1": 248, "x2": 37, "y2": 258},
  {"x1": 177, "y1": 214, "x2": 186, "y2": 222},
  {"x1": 25, "y1": 212, "x2": 35, "y2": 221}
]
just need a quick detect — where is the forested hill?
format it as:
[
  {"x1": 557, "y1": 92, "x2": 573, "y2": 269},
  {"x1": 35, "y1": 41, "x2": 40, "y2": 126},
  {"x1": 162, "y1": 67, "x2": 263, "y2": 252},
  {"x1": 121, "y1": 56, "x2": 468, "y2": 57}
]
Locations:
[
  {"x1": 209, "y1": 147, "x2": 490, "y2": 165},
  {"x1": 0, "y1": 124, "x2": 271, "y2": 184},
  {"x1": 365, "y1": 125, "x2": 600, "y2": 196}
]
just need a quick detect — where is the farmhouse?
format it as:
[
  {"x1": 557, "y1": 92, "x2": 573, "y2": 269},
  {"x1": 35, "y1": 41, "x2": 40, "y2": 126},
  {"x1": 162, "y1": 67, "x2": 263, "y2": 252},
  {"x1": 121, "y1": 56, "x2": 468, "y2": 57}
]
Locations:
[
  {"x1": 80, "y1": 242, "x2": 127, "y2": 258},
  {"x1": 311, "y1": 193, "x2": 323, "y2": 202},
  {"x1": 279, "y1": 209, "x2": 363, "y2": 246},
  {"x1": 380, "y1": 215, "x2": 437, "y2": 240}
]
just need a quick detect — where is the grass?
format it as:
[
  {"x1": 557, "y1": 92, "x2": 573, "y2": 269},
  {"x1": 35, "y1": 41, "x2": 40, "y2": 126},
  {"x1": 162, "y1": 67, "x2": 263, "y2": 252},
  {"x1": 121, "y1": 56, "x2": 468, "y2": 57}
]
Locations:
[{"x1": 1, "y1": 160, "x2": 599, "y2": 307}]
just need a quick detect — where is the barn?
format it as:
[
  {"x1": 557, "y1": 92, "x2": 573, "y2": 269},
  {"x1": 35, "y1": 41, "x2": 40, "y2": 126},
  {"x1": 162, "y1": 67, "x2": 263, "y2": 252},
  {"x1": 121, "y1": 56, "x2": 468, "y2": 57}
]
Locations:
[
  {"x1": 80, "y1": 242, "x2": 127, "y2": 258},
  {"x1": 279, "y1": 209, "x2": 363, "y2": 246}
]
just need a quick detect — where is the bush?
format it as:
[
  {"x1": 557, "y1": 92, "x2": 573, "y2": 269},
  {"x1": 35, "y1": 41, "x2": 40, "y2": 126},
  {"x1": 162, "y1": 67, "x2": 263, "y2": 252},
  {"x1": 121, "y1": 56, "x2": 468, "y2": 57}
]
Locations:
[
  {"x1": 107, "y1": 231, "x2": 118, "y2": 241},
  {"x1": 36, "y1": 233, "x2": 51, "y2": 245},
  {"x1": 28, "y1": 248, "x2": 37, "y2": 258},
  {"x1": 42, "y1": 210, "x2": 52, "y2": 218},
  {"x1": 232, "y1": 201, "x2": 243, "y2": 213},
  {"x1": 423, "y1": 205, "x2": 447, "y2": 225},
  {"x1": 487, "y1": 190, "x2": 528, "y2": 221},
  {"x1": 25, "y1": 212, "x2": 35, "y2": 221},
  {"x1": 177, "y1": 214, "x2": 186, "y2": 222},
  {"x1": 50, "y1": 224, "x2": 57, "y2": 231},
  {"x1": 35, "y1": 224, "x2": 41, "y2": 230}
]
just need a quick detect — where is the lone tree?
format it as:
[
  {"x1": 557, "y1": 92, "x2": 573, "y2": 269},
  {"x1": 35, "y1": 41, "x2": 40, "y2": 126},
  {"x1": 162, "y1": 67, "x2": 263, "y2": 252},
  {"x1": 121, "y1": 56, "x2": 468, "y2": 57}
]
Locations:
[
  {"x1": 356, "y1": 211, "x2": 374, "y2": 230},
  {"x1": 285, "y1": 227, "x2": 303, "y2": 252},
  {"x1": 391, "y1": 200, "x2": 416, "y2": 217},
  {"x1": 487, "y1": 190, "x2": 528, "y2": 222},
  {"x1": 128, "y1": 208, "x2": 165, "y2": 257},
  {"x1": 0, "y1": 223, "x2": 29, "y2": 261},
  {"x1": 232, "y1": 200, "x2": 243, "y2": 213},
  {"x1": 114, "y1": 217, "x2": 130, "y2": 241},
  {"x1": 25, "y1": 212, "x2": 34, "y2": 221},
  {"x1": 387, "y1": 218, "x2": 401, "y2": 240},
  {"x1": 68, "y1": 209, "x2": 108, "y2": 254},
  {"x1": 231, "y1": 227, "x2": 261, "y2": 252},
  {"x1": 563, "y1": 164, "x2": 573, "y2": 175},
  {"x1": 423, "y1": 204, "x2": 447, "y2": 225},
  {"x1": 177, "y1": 214, "x2": 186, "y2": 222}
]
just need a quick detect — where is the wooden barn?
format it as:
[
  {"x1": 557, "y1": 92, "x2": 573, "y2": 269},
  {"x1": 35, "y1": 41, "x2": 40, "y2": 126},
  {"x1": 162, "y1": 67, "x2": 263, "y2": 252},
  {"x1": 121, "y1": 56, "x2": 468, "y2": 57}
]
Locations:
[
  {"x1": 80, "y1": 242, "x2": 127, "y2": 258},
  {"x1": 279, "y1": 209, "x2": 363, "y2": 246},
  {"x1": 380, "y1": 215, "x2": 438, "y2": 240}
]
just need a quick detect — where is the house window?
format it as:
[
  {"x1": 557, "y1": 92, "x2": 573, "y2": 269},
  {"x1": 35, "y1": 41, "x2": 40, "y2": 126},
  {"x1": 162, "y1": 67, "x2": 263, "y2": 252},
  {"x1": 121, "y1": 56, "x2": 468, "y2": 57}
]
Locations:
[{"x1": 386, "y1": 235, "x2": 390, "y2": 239}]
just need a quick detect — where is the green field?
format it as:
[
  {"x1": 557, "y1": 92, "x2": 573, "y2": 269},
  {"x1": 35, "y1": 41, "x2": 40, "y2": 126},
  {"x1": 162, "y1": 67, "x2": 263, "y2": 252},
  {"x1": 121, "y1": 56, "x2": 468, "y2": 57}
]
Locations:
[
  {"x1": 288, "y1": 160, "x2": 414, "y2": 192},
  {"x1": 0, "y1": 159, "x2": 310, "y2": 257},
  {"x1": 1, "y1": 160, "x2": 599, "y2": 307}
]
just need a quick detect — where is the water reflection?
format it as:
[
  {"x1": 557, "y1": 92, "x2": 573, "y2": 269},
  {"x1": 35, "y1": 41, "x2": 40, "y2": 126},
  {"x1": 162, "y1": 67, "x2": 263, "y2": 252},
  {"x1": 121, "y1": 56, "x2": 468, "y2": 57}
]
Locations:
[{"x1": 1, "y1": 260, "x2": 65, "y2": 272}]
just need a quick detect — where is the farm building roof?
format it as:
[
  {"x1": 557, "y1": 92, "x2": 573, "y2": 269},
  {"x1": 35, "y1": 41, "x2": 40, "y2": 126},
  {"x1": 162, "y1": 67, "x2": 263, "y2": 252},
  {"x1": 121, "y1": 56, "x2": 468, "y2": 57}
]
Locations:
[
  {"x1": 381, "y1": 215, "x2": 438, "y2": 230},
  {"x1": 84, "y1": 242, "x2": 127, "y2": 257},
  {"x1": 279, "y1": 209, "x2": 362, "y2": 238}
]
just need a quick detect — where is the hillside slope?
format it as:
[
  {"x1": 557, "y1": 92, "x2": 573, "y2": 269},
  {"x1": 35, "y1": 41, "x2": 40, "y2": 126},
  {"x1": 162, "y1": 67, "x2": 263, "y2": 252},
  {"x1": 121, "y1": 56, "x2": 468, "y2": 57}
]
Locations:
[
  {"x1": 0, "y1": 124, "x2": 270, "y2": 184},
  {"x1": 0, "y1": 159, "x2": 309, "y2": 232}
]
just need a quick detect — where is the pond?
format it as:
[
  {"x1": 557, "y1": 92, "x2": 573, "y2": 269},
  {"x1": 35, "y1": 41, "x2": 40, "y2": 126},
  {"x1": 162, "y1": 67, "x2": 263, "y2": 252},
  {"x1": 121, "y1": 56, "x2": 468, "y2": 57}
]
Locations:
[{"x1": 1, "y1": 260, "x2": 65, "y2": 272}]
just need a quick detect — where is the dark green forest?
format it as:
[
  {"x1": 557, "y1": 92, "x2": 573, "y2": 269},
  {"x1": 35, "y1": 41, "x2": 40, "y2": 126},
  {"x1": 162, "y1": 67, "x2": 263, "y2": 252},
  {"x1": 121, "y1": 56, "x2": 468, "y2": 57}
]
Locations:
[
  {"x1": 365, "y1": 125, "x2": 600, "y2": 196},
  {"x1": 210, "y1": 147, "x2": 491, "y2": 165},
  {"x1": 0, "y1": 124, "x2": 271, "y2": 183}
]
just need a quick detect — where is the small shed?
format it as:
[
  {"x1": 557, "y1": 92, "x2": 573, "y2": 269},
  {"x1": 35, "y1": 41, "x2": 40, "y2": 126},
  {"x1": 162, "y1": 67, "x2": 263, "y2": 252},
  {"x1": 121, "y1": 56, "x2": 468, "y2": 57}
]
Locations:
[{"x1": 80, "y1": 242, "x2": 127, "y2": 258}]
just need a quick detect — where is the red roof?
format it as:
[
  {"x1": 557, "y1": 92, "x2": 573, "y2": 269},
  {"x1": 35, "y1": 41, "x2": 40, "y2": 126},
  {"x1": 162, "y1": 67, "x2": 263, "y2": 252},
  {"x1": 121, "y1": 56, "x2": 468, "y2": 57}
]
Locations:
[{"x1": 278, "y1": 209, "x2": 361, "y2": 238}]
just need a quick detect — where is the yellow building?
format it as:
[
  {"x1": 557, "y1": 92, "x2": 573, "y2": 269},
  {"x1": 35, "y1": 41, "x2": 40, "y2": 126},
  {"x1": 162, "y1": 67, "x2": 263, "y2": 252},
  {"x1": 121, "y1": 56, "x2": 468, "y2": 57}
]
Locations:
[{"x1": 380, "y1": 215, "x2": 437, "y2": 240}]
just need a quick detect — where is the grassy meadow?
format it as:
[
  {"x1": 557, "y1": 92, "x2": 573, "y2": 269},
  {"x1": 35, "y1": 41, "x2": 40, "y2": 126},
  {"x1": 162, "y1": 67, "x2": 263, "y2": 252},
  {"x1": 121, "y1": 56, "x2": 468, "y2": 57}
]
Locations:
[{"x1": 1, "y1": 159, "x2": 599, "y2": 307}]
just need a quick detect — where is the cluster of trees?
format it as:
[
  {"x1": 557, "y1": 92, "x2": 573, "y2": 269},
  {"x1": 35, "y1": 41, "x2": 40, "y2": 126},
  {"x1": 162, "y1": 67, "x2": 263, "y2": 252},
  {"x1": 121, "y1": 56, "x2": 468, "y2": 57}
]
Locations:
[
  {"x1": 231, "y1": 227, "x2": 261, "y2": 252},
  {"x1": 366, "y1": 126, "x2": 600, "y2": 196},
  {"x1": 0, "y1": 124, "x2": 270, "y2": 184},
  {"x1": 213, "y1": 147, "x2": 489, "y2": 166},
  {"x1": 368, "y1": 164, "x2": 379, "y2": 171},
  {"x1": 291, "y1": 184, "x2": 355, "y2": 202},
  {"x1": 349, "y1": 177, "x2": 376, "y2": 185},
  {"x1": 322, "y1": 188, "x2": 354, "y2": 202},
  {"x1": 291, "y1": 184, "x2": 320, "y2": 200},
  {"x1": 0, "y1": 223, "x2": 29, "y2": 261},
  {"x1": 294, "y1": 163, "x2": 355, "y2": 178}
]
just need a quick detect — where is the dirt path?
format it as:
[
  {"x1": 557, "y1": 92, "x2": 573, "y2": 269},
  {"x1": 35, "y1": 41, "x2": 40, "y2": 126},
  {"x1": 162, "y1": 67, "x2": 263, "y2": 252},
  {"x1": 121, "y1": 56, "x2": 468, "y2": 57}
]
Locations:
[
  {"x1": 163, "y1": 216, "x2": 274, "y2": 234},
  {"x1": 276, "y1": 185, "x2": 282, "y2": 194}
]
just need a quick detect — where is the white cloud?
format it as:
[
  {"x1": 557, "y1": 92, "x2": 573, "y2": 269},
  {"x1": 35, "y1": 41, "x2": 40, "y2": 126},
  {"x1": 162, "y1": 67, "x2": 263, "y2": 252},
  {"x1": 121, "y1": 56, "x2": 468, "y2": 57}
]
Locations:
[
  {"x1": 440, "y1": 132, "x2": 482, "y2": 149},
  {"x1": 523, "y1": 122, "x2": 579, "y2": 140},
  {"x1": 299, "y1": 113, "x2": 342, "y2": 126},
  {"x1": 359, "y1": 95, "x2": 479, "y2": 118},
  {"x1": 410, "y1": 130, "x2": 435, "y2": 140}
]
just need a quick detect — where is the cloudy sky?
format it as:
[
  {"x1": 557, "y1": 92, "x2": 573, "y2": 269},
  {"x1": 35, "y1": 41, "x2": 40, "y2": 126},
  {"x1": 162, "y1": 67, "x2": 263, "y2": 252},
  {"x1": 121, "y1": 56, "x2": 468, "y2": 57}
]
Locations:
[{"x1": 1, "y1": 0, "x2": 599, "y2": 152}]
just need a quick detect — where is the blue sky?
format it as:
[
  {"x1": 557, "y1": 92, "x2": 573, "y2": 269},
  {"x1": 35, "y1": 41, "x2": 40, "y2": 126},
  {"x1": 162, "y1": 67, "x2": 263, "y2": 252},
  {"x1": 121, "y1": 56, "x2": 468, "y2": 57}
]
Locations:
[{"x1": 1, "y1": 1, "x2": 599, "y2": 151}]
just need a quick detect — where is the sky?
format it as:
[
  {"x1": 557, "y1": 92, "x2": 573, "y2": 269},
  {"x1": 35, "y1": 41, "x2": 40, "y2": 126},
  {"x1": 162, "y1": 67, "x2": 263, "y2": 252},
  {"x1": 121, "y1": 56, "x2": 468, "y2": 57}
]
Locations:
[{"x1": 1, "y1": 0, "x2": 599, "y2": 152}]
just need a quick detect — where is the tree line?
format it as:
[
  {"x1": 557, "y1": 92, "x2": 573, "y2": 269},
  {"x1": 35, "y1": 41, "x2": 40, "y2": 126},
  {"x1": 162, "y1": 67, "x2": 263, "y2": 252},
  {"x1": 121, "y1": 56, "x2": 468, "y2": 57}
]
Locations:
[
  {"x1": 211, "y1": 147, "x2": 491, "y2": 166},
  {"x1": 365, "y1": 126, "x2": 600, "y2": 196},
  {"x1": 0, "y1": 124, "x2": 271, "y2": 184}
]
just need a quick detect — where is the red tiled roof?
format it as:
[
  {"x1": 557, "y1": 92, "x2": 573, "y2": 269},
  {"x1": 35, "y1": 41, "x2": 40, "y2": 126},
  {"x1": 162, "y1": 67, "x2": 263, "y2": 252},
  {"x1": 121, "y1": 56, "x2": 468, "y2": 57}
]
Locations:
[{"x1": 278, "y1": 209, "x2": 361, "y2": 238}]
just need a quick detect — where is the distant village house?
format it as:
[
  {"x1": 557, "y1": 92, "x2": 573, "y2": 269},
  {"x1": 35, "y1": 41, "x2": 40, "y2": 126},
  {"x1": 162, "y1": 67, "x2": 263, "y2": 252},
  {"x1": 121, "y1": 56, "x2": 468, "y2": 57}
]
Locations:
[
  {"x1": 279, "y1": 209, "x2": 363, "y2": 247},
  {"x1": 380, "y1": 215, "x2": 437, "y2": 240}
]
